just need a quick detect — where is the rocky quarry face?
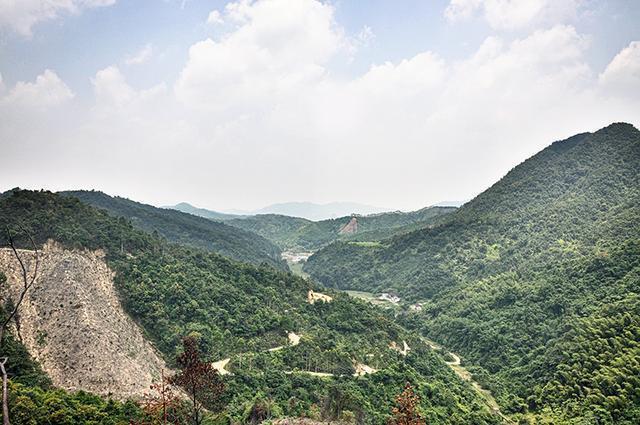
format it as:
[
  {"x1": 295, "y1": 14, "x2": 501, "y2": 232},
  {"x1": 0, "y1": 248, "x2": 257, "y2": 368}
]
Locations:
[
  {"x1": 339, "y1": 217, "x2": 358, "y2": 234},
  {"x1": 0, "y1": 241, "x2": 166, "y2": 399}
]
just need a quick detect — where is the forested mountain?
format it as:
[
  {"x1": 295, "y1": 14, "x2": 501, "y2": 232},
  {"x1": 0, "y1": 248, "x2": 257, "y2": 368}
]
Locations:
[
  {"x1": 0, "y1": 190, "x2": 498, "y2": 424},
  {"x1": 239, "y1": 201, "x2": 391, "y2": 221},
  {"x1": 61, "y1": 190, "x2": 287, "y2": 270},
  {"x1": 304, "y1": 123, "x2": 640, "y2": 423},
  {"x1": 226, "y1": 206, "x2": 456, "y2": 251},
  {"x1": 167, "y1": 202, "x2": 241, "y2": 220}
]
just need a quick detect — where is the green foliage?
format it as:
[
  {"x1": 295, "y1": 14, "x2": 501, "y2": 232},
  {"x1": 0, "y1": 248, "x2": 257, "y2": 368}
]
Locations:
[
  {"x1": 0, "y1": 333, "x2": 51, "y2": 389},
  {"x1": 0, "y1": 189, "x2": 498, "y2": 423},
  {"x1": 305, "y1": 123, "x2": 640, "y2": 423},
  {"x1": 7, "y1": 382, "x2": 142, "y2": 425},
  {"x1": 61, "y1": 190, "x2": 287, "y2": 270},
  {"x1": 226, "y1": 207, "x2": 456, "y2": 251}
]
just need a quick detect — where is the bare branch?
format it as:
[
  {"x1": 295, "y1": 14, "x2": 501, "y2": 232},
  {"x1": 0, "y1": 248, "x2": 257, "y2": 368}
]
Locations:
[{"x1": 2, "y1": 226, "x2": 39, "y2": 341}]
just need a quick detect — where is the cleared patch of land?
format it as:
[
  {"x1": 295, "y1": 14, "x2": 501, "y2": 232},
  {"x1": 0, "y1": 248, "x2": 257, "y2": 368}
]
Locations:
[{"x1": 343, "y1": 290, "x2": 398, "y2": 307}]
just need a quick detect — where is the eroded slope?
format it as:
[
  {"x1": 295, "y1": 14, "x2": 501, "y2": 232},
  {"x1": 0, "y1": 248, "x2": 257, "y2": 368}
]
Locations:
[{"x1": 0, "y1": 241, "x2": 166, "y2": 399}]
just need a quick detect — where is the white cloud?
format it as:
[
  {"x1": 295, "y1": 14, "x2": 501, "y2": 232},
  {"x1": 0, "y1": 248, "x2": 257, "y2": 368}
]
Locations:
[
  {"x1": 445, "y1": 0, "x2": 582, "y2": 30},
  {"x1": 599, "y1": 41, "x2": 640, "y2": 98},
  {"x1": 175, "y1": 0, "x2": 344, "y2": 114},
  {"x1": 1, "y1": 0, "x2": 638, "y2": 211},
  {"x1": 356, "y1": 25, "x2": 375, "y2": 46},
  {"x1": 92, "y1": 66, "x2": 135, "y2": 106},
  {"x1": 92, "y1": 65, "x2": 166, "y2": 112},
  {"x1": 1, "y1": 69, "x2": 73, "y2": 108},
  {"x1": 0, "y1": 0, "x2": 116, "y2": 37},
  {"x1": 207, "y1": 10, "x2": 223, "y2": 25},
  {"x1": 125, "y1": 44, "x2": 153, "y2": 66}
]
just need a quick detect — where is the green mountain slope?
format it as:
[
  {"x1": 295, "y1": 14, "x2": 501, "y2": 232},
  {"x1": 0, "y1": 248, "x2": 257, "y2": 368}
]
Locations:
[
  {"x1": 0, "y1": 190, "x2": 499, "y2": 424},
  {"x1": 61, "y1": 190, "x2": 287, "y2": 270},
  {"x1": 226, "y1": 206, "x2": 456, "y2": 251},
  {"x1": 304, "y1": 123, "x2": 640, "y2": 423},
  {"x1": 167, "y1": 201, "x2": 241, "y2": 220}
]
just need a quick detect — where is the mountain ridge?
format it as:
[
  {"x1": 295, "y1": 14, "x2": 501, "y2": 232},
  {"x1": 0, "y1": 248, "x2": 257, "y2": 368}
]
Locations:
[
  {"x1": 0, "y1": 189, "x2": 499, "y2": 423},
  {"x1": 304, "y1": 122, "x2": 640, "y2": 423},
  {"x1": 61, "y1": 190, "x2": 287, "y2": 270}
]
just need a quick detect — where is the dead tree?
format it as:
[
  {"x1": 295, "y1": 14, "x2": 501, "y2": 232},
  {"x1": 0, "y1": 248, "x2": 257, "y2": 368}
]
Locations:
[
  {"x1": 0, "y1": 226, "x2": 39, "y2": 425},
  {"x1": 169, "y1": 337, "x2": 225, "y2": 425}
]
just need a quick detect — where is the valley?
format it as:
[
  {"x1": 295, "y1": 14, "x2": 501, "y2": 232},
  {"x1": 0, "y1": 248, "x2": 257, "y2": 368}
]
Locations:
[
  {"x1": 3, "y1": 0, "x2": 640, "y2": 422},
  {"x1": 305, "y1": 123, "x2": 640, "y2": 423},
  {"x1": 0, "y1": 123, "x2": 638, "y2": 424},
  {"x1": 0, "y1": 190, "x2": 499, "y2": 424}
]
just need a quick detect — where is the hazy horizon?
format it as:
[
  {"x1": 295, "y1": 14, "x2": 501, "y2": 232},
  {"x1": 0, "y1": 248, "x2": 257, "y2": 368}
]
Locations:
[{"x1": 1, "y1": 0, "x2": 639, "y2": 211}]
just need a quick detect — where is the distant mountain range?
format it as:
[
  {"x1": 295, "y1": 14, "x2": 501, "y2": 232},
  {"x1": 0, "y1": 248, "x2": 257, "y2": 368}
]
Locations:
[
  {"x1": 168, "y1": 202, "x2": 241, "y2": 220},
  {"x1": 169, "y1": 201, "x2": 392, "y2": 221},
  {"x1": 168, "y1": 200, "x2": 467, "y2": 221},
  {"x1": 240, "y1": 201, "x2": 391, "y2": 221},
  {"x1": 62, "y1": 191, "x2": 286, "y2": 270}
]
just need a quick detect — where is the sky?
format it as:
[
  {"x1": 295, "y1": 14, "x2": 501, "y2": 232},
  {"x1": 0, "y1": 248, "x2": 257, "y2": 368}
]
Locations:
[{"x1": 1, "y1": 0, "x2": 639, "y2": 212}]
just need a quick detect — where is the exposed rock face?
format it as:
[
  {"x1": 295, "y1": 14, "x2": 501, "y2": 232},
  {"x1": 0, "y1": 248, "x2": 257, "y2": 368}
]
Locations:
[
  {"x1": 339, "y1": 217, "x2": 358, "y2": 234},
  {"x1": 0, "y1": 241, "x2": 166, "y2": 399}
]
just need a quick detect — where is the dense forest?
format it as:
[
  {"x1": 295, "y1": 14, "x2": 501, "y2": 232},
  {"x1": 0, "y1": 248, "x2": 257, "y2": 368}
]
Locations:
[
  {"x1": 305, "y1": 123, "x2": 640, "y2": 423},
  {"x1": 61, "y1": 190, "x2": 287, "y2": 270},
  {"x1": 222, "y1": 206, "x2": 455, "y2": 251},
  {"x1": 0, "y1": 189, "x2": 497, "y2": 424}
]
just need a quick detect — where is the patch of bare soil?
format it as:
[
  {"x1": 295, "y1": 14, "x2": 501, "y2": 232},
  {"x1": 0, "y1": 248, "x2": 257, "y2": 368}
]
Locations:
[
  {"x1": 0, "y1": 241, "x2": 166, "y2": 399},
  {"x1": 307, "y1": 290, "x2": 332, "y2": 304},
  {"x1": 338, "y1": 217, "x2": 358, "y2": 234}
]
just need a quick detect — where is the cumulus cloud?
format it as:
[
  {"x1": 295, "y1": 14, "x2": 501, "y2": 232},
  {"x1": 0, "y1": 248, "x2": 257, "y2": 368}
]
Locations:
[
  {"x1": 125, "y1": 44, "x2": 153, "y2": 65},
  {"x1": 92, "y1": 65, "x2": 166, "y2": 113},
  {"x1": 175, "y1": 0, "x2": 344, "y2": 115},
  {"x1": 93, "y1": 66, "x2": 135, "y2": 106},
  {"x1": 1, "y1": 69, "x2": 73, "y2": 108},
  {"x1": 599, "y1": 41, "x2": 640, "y2": 98},
  {"x1": 0, "y1": 0, "x2": 116, "y2": 37},
  {"x1": 445, "y1": 0, "x2": 582, "y2": 30},
  {"x1": 207, "y1": 10, "x2": 223, "y2": 25},
  {"x1": 1, "y1": 0, "x2": 639, "y2": 211}
]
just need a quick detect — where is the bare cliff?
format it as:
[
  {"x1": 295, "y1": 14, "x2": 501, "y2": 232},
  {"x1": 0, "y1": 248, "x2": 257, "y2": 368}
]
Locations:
[
  {"x1": 0, "y1": 241, "x2": 166, "y2": 399},
  {"x1": 338, "y1": 217, "x2": 358, "y2": 234}
]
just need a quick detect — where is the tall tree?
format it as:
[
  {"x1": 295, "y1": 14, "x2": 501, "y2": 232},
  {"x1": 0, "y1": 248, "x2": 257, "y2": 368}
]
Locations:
[
  {"x1": 169, "y1": 336, "x2": 225, "y2": 425},
  {"x1": 0, "y1": 226, "x2": 40, "y2": 425},
  {"x1": 388, "y1": 383, "x2": 426, "y2": 425}
]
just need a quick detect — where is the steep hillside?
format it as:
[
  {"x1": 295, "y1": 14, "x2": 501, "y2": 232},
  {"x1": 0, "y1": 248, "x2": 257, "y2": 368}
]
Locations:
[
  {"x1": 62, "y1": 190, "x2": 287, "y2": 270},
  {"x1": 0, "y1": 190, "x2": 499, "y2": 424},
  {"x1": 305, "y1": 123, "x2": 640, "y2": 423},
  {"x1": 226, "y1": 206, "x2": 456, "y2": 251},
  {"x1": 0, "y1": 242, "x2": 166, "y2": 399}
]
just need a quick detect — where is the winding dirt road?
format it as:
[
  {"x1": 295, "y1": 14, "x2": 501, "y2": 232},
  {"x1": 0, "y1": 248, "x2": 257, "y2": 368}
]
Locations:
[{"x1": 423, "y1": 337, "x2": 513, "y2": 424}]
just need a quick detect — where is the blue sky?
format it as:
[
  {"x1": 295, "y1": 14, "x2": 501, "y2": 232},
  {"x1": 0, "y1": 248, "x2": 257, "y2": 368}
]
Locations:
[{"x1": 1, "y1": 0, "x2": 639, "y2": 211}]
